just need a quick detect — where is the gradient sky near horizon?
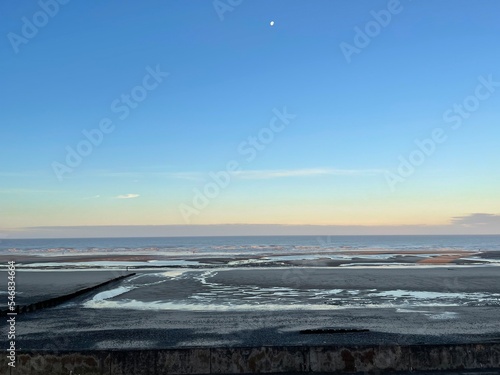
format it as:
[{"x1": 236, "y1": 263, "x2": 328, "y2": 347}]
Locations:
[{"x1": 1, "y1": 0, "x2": 500, "y2": 237}]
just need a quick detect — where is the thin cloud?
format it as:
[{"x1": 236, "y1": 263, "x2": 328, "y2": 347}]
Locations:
[
  {"x1": 9, "y1": 220, "x2": 500, "y2": 238},
  {"x1": 115, "y1": 194, "x2": 140, "y2": 199},
  {"x1": 162, "y1": 168, "x2": 386, "y2": 181},
  {"x1": 83, "y1": 169, "x2": 202, "y2": 181},
  {"x1": 83, "y1": 168, "x2": 386, "y2": 181},
  {"x1": 451, "y1": 213, "x2": 500, "y2": 226},
  {"x1": 233, "y1": 168, "x2": 386, "y2": 180}
]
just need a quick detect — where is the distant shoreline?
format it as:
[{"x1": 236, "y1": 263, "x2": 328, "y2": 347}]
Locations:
[{"x1": 0, "y1": 247, "x2": 499, "y2": 270}]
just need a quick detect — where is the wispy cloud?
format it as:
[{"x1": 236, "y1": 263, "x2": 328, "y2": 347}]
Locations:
[
  {"x1": 81, "y1": 169, "x2": 202, "y2": 181},
  {"x1": 451, "y1": 213, "x2": 500, "y2": 226},
  {"x1": 115, "y1": 194, "x2": 140, "y2": 199},
  {"x1": 8, "y1": 217, "x2": 500, "y2": 238},
  {"x1": 158, "y1": 168, "x2": 386, "y2": 181},
  {"x1": 82, "y1": 167, "x2": 386, "y2": 181},
  {"x1": 232, "y1": 168, "x2": 386, "y2": 180}
]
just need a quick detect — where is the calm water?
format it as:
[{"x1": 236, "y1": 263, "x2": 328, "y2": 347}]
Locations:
[{"x1": 1, "y1": 235, "x2": 499, "y2": 256}]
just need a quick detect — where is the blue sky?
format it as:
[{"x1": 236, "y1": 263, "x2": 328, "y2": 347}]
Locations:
[{"x1": 1, "y1": 0, "x2": 500, "y2": 237}]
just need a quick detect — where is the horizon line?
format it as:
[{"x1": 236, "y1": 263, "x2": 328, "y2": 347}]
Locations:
[{"x1": 2, "y1": 222, "x2": 500, "y2": 239}]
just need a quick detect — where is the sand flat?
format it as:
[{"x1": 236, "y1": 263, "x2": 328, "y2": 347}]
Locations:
[{"x1": 1, "y1": 266, "x2": 499, "y2": 349}]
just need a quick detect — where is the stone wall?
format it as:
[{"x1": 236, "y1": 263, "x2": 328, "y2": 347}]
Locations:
[{"x1": 2, "y1": 343, "x2": 499, "y2": 374}]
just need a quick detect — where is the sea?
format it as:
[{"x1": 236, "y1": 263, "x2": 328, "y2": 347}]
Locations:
[
  {"x1": 1, "y1": 234, "x2": 499, "y2": 269},
  {"x1": 2, "y1": 235, "x2": 500, "y2": 256}
]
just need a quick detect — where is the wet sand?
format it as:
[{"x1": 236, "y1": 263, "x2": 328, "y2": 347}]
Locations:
[
  {"x1": 2, "y1": 265, "x2": 499, "y2": 350},
  {"x1": 208, "y1": 266, "x2": 500, "y2": 293},
  {"x1": 14, "y1": 303, "x2": 500, "y2": 350},
  {"x1": 0, "y1": 248, "x2": 496, "y2": 269}
]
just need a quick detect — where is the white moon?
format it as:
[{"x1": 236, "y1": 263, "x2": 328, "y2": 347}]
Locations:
[{"x1": 270, "y1": 21, "x2": 275, "y2": 26}]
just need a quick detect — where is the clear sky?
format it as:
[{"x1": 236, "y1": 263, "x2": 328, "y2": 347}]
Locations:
[{"x1": 1, "y1": 0, "x2": 500, "y2": 238}]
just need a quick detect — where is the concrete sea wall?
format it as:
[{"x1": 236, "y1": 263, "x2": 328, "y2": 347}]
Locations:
[{"x1": 2, "y1": 343, "x2": 500, "y2": 374}]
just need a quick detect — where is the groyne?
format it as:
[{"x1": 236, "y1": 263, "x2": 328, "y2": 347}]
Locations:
[{"x1": 0, "y1": 273, "x2": 135, "y2": 316}]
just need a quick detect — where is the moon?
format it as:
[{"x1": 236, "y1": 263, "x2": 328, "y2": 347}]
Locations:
[{"x1": 270, "y1": 21, "x2": 275, "y2": 26}]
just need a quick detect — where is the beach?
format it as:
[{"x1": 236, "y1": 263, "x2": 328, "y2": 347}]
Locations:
[
  {"x1": 1, "y1": 236, "x2": 499, "y2": 354},
  {"x1": 3, "y1": 264, "x2": 500, "y2": 351}
]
